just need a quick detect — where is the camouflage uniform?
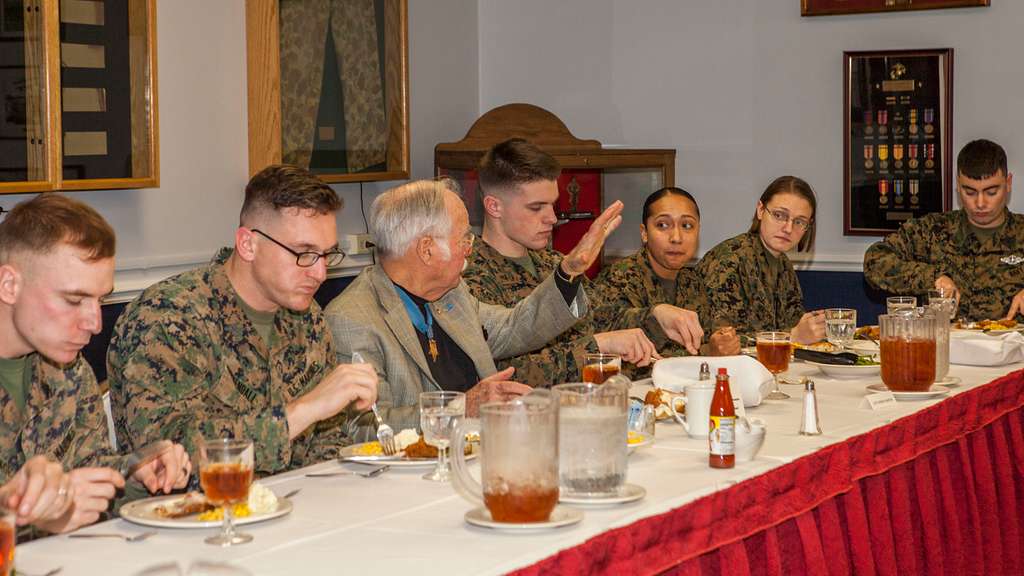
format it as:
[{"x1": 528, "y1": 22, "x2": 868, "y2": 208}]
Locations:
[
  {"x1": 696, "y1": 231, "x2": 806, "y2": 340},
  {"x1": 0, "y1": 353, "x2": 119, "y2": 484},
  {"x1": 592, "y1": 249, "x2": 714, "y2": 358},
  {"x1": 463, "y1": 241, "x2": 598, "y2": 387},
  {"x1": 108, "y1": 248, "x2": 346, "y2": 477},
  {"x1": 864, "y1": 209, "x2": 1024, "y2": 320}
]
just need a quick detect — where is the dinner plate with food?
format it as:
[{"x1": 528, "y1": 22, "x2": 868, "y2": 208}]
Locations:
[
  {"x1": 339, "y1": 429, "x2": 479, "y2": 467},
  {"x1": 953, "y1": 318, "x2": 1021, "y2": 334},
  {"x1": 805, "y1": 356, "x2": 880, "y2": 379},
  {"x1": 120, "y1": 482, "x2": 292, "y2": 529}
]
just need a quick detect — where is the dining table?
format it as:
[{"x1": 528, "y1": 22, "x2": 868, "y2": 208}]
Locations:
[{"x1": 16, "y1": 358, "x2": 1024, "y2": 575}]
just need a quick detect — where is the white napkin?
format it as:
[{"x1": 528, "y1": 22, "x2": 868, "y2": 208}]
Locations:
[
  {"x1": 950, "y1": 331, "x2": 1024, "y2": 366},
  {"x1": 651, "y1": 356, "x2": 771, "y2": 407}
]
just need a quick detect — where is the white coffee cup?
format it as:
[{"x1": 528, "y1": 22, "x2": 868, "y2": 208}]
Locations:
[{"x1": 671, "y1": 383, "x2": 715, "y2": 437}]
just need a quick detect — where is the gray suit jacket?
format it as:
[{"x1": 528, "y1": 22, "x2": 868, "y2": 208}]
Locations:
[{"x1": 324, "y1": 264, "x2": 586, "y2": 440}]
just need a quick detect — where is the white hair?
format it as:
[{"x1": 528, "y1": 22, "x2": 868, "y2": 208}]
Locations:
[{"x1": 370, "y1": 179, "x2": 459, "y2": 259}]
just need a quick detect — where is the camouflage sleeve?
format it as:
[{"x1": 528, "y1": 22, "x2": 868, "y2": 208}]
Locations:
[
  {"x1": 864, "y1": 219, "x2": 942, "y2": 294},
  {"x1": 780, "y1": 263, "x2": 808, "y2": 330},
  {"x1": 697, "y1": 249, "x2": 754, "y2": 338},
  {"x1": 590, "y1": 268, "x2": 659, "y2": 335},
  {"x1": 109, "y1": 315, "x2": 294, "y2": 476},
  {"x1": 66, "y1": 359, "x2": 121, "y2": 471},
  {"x1": 291, "y1": 329, "x2": 353, "y2": 464},
  {"x1": 495, "y1": 333, "x2": 599, "y2": 388}
]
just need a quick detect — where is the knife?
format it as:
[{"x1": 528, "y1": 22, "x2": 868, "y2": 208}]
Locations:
[
  {"x1": 793, "y1": 348, "x2": 859, "y2": 365},
  {"x1": 119, "y1": 440, "x2": 174, "y2": 478}
]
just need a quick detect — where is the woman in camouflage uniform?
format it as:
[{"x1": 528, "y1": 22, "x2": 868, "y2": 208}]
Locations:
[
  {"x1": 696, "y1": 176, "x2": 826, "y2": 344},
  {"x1": 592, "y1": 187, "x2": 740, "y2": 358}
]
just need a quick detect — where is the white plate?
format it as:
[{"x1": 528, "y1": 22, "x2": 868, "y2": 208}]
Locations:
[
  {"x1": 464, "y1": 505, "x2": 583, "y2": 531},
  {"x1": 865, "y1": 383, "x2": 950, "y2": 401},
  {"x1": 339, "y1": 442, "x2": 478, "y2": 468},
  {"x1": 120, "y1": 494, "x2": 292, "y2": 529},
  {"x1": 560, "y1": 483, "x2": 646, "y2": 506},
  {"x1": 805, "y1": 361, "x2": 880, "y2": 379},
  {"x1": 847, "y1": 341, "x2": 880, "y2": 354},
  {"x1": 935, "y1": 375, "x2": 962, "y2": 387},
  {"x1": 627, "y1": 433, "x2": 653, "y2": 453}
]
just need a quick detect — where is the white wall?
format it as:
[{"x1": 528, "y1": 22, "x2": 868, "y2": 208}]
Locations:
[
  {"x1": 0, "y1": 0, "x2": 479, "y2": 301},
  {"x1": 478, "y1": 0, "x2": 1024, "y2": 271}
]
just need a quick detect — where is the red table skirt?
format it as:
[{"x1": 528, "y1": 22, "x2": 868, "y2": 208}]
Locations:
[{"x1": 512, "y1": 369, "x2": 1024, "y2": 576}]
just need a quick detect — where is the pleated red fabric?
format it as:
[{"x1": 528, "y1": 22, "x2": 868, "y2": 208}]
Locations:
[{"x1": 510, "y1": 369, "x2": 1024, "y2": 576}]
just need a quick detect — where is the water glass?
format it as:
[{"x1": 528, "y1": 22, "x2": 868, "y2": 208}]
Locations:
[
  {"x1": 824, "y1": 308, "x2": 857, "y2": 351},
  {"x1": 886, "y1": 296, "x2": 917, "y2": 315},
  {"x1": 554, "y1": 379, "x2": 629, "y2": 497},
  {"x1": 199, "y1": 438, "x2": 254, "y2": 547},
  {"x1": 419, "y1": 391, "x2": 465, "y2": 482},
  {"x1": 581, "y1": 353, "x2": 622, "y2": 384},
  {"x1": 756, "y1": 331, "x2": 791, "y2": 400}
]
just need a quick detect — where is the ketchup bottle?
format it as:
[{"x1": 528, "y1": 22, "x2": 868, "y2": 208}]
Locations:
[{"x1": 709, "y1": 367, "x2": 736, "y2": 469}]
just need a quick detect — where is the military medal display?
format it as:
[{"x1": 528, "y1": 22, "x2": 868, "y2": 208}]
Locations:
[{"x1": 843, "y1": 49, "x2": 953, "y2": 236}]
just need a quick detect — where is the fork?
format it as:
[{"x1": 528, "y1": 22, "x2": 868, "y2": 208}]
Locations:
[
  {"x1": 69, "y1": 530, "x2": 156, "y2": 542},
  {"x1": 17, "y1": 568, "x2": 62, "y2": 576},
  {"x1": 351, "y1": 352, "x2": 397, "y2": 456}
]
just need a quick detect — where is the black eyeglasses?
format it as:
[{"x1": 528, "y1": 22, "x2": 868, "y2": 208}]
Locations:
[{"x1": 251, "y1": 229, "x2": 346, "y2": 267}]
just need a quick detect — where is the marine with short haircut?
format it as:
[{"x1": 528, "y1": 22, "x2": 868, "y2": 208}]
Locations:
[
  {"x1": 864, "y1": 139, "x2": 1024, "y2": 321},
  {"x1": 0, "y1": 194, "x2": 190, "y2": 534},
  {"x1": 108, "y1": 165, "x2": 378, "y2": 476}
]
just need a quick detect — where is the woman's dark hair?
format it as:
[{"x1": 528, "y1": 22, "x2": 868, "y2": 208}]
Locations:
[
  {"x1": 747, "y1": 176, "x2": 817, "y2": 253},
  {"x1": 642, "y1": 187, "x2": 700, "y2": 223}
]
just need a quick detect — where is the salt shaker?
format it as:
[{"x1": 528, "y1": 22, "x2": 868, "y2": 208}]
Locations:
[
  {"x1": 699, "y1": 362, "x2": 710, "y2": 381},
  {"x1": 799, "y1": 378, "x2": 823, "y2": 436}
]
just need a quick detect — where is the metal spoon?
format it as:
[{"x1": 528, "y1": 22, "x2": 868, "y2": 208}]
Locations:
[{"x1": 305, "y1": 465, "x2": 389, "y2": 478}]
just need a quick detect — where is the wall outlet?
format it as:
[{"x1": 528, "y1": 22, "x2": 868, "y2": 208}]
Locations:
[{"x1": 341, "y1": 233, "x2": 373, "y2": 255}]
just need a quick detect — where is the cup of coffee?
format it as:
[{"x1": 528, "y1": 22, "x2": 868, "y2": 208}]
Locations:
[{"x1": 671, "y1": 383, "x2": 715, "y2": 437}]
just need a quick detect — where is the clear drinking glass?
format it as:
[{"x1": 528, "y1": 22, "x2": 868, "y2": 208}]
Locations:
[
  {"x1": 824, "y1": 308, "x2": 857, "y2": 352},
  {"x1": 419, "y1": 391, "x2": 466, "y2": 482},
  {"x1": 886, "y1": 296, "x2": 917, "y2": 315},
  {"x1": 756, "y1": 331, "x2": 791, "y2": 400},
  {"x1": 198, "y1": 438, "x2": 254, "y2": 547},
  {"x1": 581, "y1": 353, "x2": 622, "y2": 384},
  {"x1": 0, "y1": 503, "x2": 13, "y2": 576}
]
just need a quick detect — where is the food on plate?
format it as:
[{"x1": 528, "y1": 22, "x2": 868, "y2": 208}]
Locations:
[
  {"x1": 793, "y1": 341, "x2": 838, "y2": 353},
  {"x1": 393, "y1": 428, "x2": 421, "y2": 449},
  {"x1": 154, "y1": 491, "x2": 215, "y2": 519},
  {"x1": 854, "y1": 355, "x2": 880, "y2": 366},
  {"x1": 954, "y1": 318, "x2": 1018, "y2": 330},
  {"x1": 403, "y1": 436, "x2": 439, "y2": 459},
  {"x1": 155, "y1": 482, "x2": 280, "y2": 521},
  {"x1": 353, "y1": 429, "x2": 473, "y2": 459},
  {"x1": 855, "y1": 325, "x2": 880, "y2": 341},
  {"x1": 643, "y1": 388, "x2": 674, "y2": 420},
  {"x1": 627, "y1": 430, "x2": 646, "y2": 445}
]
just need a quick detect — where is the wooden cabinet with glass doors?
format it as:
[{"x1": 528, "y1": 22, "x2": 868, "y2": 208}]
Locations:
[{"x1": 0, "y1": 0, "x2": 157, "y2": 194}]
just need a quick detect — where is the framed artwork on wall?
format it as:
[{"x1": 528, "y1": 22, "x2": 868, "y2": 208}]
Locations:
[
  {"x1": 246, "y1": 0, "x2": 409, "y2": 183},
  {"x1": 803, "y1": 0, "x2": 988, "y2": 17},
  {"x1": 843, "y1": 48, "x2": 953, "y2": 236}
]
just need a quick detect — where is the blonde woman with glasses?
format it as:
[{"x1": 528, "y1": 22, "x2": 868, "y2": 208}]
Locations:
[{"x1": 696, "y1": 176, "x2": 826, "y2": 344}]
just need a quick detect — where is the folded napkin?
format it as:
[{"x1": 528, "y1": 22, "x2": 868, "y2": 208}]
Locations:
[
  {"x1": 950, "y1": 330, "x2": 1024, "y2": 366},
  {"x1": 651, "y1": 356, "x2": 771, "y2": 407}
]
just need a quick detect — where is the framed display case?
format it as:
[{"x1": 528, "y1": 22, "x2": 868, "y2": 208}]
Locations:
[
  {"x1": 0, "y1": 0, "x2": 159, "y2": 194},
  {"x1": 843, "y1": 48, "x2": 953, "y2": 236},
  {"x1": 803, "y1": 0, "x2": 988, "y2": 17},
  {"x1": 436, "y1": 103, "x2": 676, "y2": 277},
  {"x1": 246, "y1": 0, "x2": 409, "y2": 183}
]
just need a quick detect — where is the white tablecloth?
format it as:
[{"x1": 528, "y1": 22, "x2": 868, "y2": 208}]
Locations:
[{"x1": 18, "y1": 361, "x2": 1024, "y2": 575}]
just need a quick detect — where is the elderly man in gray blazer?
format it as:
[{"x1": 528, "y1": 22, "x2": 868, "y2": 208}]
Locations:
[{"x1": 325, "y1": 179, "x2": 623, "y2": 439}]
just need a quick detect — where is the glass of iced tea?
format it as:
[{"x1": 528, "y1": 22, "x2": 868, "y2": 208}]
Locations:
[
  {"x1": 199, "y1": 437, "x2": 254, "y2": 547},
  {"x1": 581, "y1": 353, "x2": 622, "y2": 384},
  {"x1": 756, "y1": 331, "x2": 792, "y2": 400},
  {"x1": 0, "y1": 503, "x2": 13, "y2": 576}
]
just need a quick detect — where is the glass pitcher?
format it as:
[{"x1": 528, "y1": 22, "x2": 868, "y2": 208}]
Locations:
[
  {"x1": 925, "y1": 296, "x2": 954, "y2": 382},
  {"x1": 879, "y1": 312, "x2": 937, "y2": 392},
  {"x1": 451, "y1": 390, "x2": 559, "y2": 523},
  {"x1": 553, "y1": 375, "x2": 629, "y2": 498}
]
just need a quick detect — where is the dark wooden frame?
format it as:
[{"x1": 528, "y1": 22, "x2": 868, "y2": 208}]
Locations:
[
  {"x1": 245, "y1": 0, "x2": 409, "y2": 183},
  {"x1": 803, "y1": 0, "x2": 988, "y2": 16},
  {"x1": 843, "y1": 48, "x2": 953, "y2": 236}
]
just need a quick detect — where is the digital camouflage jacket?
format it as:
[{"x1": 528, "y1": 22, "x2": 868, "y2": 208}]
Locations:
[
  {"x1": 108, "y1": 249, "x2": 346, "y2": 476},
  {"x1": 591, "y1": 249, "x2": 713, "y2": 357},
  {"x1": 864, "y1": 209, "x2": 1024, "y2": 321},
  {"x1": 462, "y1": 240, "x2": 597, "y2": 388},
  {"x1": 696, "y1": 232, "x2": 806, "y2": 340}
]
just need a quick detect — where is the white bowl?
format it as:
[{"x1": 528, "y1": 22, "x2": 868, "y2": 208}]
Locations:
[{"x1": 735, "y1": 418, "x2": 766, "y2": 462}]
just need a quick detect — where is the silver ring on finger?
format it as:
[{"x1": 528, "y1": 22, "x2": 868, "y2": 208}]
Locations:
[{"x1": 57, "y1": 486, "x2": 68, "y2": 498}]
